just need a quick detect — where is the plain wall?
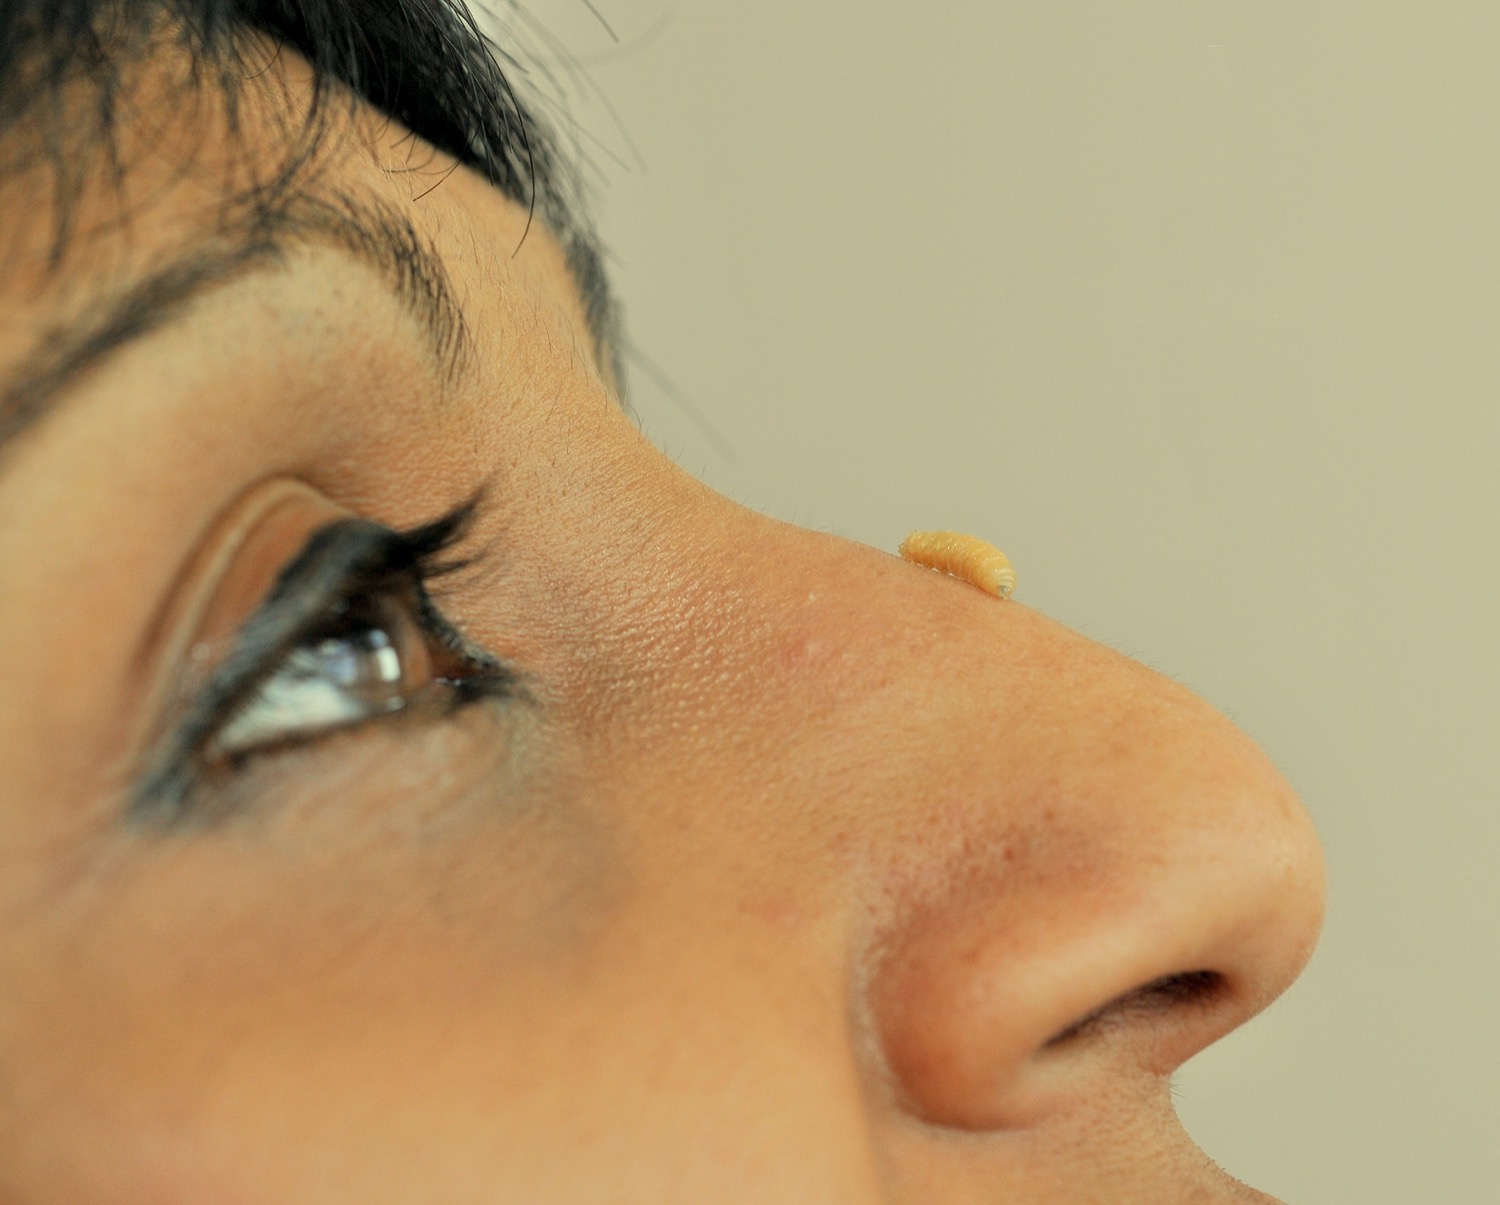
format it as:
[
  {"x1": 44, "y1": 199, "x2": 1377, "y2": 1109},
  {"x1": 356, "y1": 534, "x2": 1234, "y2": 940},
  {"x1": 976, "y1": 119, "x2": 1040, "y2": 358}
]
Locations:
[{"x1": 499, "y1": 3, "x2": 1500, "y2": 1200}]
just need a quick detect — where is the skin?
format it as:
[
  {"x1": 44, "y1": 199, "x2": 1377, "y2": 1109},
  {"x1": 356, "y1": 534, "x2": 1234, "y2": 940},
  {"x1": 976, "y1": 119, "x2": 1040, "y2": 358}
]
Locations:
[{"x1": 0, "y1": 37, "x2": 1325, "y2": 1205}]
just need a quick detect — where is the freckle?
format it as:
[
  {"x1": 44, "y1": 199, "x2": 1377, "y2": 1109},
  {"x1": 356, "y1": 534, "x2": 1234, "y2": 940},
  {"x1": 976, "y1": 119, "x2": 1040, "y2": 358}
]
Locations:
[{"x1": 899, "y1": 531, "x2": 1017, "y2": 600}]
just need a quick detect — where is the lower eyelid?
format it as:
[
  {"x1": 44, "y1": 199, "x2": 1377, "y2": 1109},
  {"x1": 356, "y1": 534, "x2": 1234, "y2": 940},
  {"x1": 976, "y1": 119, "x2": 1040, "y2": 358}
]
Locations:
[{"x1": 190, "y1": 683, "x2": 518, "y2": 823}]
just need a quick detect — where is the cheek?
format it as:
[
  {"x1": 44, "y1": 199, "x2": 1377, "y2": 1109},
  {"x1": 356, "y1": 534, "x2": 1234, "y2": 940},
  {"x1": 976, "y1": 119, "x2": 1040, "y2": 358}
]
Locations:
[{"x1": 0, "y1": 713, "x2": 628, "y2": 1199}]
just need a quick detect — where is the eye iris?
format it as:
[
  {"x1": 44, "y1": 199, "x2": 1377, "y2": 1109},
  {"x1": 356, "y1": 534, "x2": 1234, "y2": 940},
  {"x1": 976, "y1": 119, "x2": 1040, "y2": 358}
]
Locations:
[{"x1": 315, "y1": 629, "x2": 405, "y2": 702}]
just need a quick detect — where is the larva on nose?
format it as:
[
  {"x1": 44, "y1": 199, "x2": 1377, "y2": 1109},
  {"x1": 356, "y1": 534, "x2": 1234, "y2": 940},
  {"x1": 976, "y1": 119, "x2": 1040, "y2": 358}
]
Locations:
[{"x1": 898, "y1": 531, "x2": 1017, "y2": 600}]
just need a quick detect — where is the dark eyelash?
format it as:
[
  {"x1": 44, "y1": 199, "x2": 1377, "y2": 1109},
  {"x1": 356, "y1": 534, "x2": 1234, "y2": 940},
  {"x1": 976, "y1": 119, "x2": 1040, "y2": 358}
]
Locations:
[{"x1": 128, "y1": 485, "x2": 517, "y2": 828}]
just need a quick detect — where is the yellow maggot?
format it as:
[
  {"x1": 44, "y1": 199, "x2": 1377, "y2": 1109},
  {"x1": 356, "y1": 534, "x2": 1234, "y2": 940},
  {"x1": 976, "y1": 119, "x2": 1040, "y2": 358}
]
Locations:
[{"x1": 898, "y1": 531, "x2": 1016, "y2": 600}]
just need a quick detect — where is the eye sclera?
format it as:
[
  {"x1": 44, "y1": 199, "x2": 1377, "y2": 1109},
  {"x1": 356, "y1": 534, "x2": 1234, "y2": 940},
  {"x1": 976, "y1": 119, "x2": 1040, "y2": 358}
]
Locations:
[{"x1": 204, "y1": 588, "x2": 436, "y2": 764}]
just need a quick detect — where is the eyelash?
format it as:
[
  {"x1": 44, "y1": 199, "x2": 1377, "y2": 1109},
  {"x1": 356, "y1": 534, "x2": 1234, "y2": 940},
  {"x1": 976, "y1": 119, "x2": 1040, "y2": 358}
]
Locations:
[{"x1": 131, "y1": 491, "x2": 520, "y2": 826}]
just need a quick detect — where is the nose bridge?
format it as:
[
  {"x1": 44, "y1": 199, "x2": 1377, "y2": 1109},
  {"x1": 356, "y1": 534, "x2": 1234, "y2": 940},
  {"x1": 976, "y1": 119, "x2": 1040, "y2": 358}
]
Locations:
[{"x1": 640, "y1": 505, "x2": 1327, "y2": 1133}]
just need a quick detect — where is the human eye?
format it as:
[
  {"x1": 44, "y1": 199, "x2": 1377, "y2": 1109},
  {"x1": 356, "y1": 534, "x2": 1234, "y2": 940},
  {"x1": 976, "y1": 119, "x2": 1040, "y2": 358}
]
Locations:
[{"x1": 131, "y1": 494, "x2": 522, "y2": 826}]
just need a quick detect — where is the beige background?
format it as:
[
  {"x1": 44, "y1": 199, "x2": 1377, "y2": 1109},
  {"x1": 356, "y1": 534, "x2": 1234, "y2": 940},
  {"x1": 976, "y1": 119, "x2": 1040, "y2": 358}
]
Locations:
[{"x1": 496, "y1": 3, "x2": 1499, "y2": 1200}]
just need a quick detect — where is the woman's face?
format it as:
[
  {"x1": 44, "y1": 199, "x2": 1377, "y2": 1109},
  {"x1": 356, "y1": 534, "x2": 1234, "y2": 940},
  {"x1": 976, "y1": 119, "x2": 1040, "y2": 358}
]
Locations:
[{"x1": 0, "y1": 46, "x2": 1324, "y2": 1203}]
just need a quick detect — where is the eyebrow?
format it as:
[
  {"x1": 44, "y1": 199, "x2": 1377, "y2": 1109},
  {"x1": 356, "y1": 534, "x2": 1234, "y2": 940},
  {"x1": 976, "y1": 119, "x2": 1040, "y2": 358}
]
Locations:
[{"x1": 0, "y1": 186, "x2": 472, "y2": 468}]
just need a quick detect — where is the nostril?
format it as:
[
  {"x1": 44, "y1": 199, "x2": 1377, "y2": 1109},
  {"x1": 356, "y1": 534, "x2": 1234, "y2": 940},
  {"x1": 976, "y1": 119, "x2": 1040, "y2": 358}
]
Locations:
[{"x1": 1042, "y1": 970, "x2": 1228, "y2": 1050}]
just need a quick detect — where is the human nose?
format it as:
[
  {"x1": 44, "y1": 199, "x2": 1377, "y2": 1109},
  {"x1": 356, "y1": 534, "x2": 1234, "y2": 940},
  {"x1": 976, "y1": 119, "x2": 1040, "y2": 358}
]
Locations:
[
  {"x1": 833, "y1": 537, "x2": 1328, "y2": 1132},
  {"x1": 566, "y1": 459, "x2": 1326, "y2": 1147}
]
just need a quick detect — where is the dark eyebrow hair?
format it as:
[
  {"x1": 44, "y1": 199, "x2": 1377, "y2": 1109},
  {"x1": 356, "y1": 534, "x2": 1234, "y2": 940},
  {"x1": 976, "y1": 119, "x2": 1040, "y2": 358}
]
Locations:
[{"x1": 0, "y1": 185, "x2": 473, "y2": 468}]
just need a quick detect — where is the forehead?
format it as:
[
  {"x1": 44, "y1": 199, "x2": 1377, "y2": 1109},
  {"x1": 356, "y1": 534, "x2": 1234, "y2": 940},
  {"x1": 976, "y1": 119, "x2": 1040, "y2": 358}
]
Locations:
[
  {"x1": 0, "y1": 26, "x2": 614, "y2": 385},
  {"x1": 0, "y1": 36, "x2": 617, "y2": 467}
]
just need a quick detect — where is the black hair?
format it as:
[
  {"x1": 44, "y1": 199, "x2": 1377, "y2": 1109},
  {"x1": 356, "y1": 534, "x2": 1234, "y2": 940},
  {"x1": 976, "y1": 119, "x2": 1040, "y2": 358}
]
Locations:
[{"x1": 0, "y1": 0, "x2": 620, "y2": 382}]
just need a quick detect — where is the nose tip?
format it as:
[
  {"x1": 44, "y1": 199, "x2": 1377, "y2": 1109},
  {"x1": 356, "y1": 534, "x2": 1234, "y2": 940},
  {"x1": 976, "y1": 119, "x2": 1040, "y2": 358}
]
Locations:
[{"x1": 861, "y1": 660, "x2": 1327, "y2": 1132}]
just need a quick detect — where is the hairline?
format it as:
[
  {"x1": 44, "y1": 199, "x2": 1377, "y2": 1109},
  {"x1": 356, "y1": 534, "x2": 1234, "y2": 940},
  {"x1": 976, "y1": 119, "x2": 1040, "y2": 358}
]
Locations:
[{"x1": 0, "y1": 2, "x2": 625, "y2": 393}]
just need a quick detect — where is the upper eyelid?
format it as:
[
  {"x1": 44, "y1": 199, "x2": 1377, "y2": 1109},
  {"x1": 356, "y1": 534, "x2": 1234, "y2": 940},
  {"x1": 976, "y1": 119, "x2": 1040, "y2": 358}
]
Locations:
[
  {"x1": 180, "y1": 520, "x2": 416, "y2": 747},
  {"x1": 128, "y1": 518, "x2": 408, "y2": 825}
]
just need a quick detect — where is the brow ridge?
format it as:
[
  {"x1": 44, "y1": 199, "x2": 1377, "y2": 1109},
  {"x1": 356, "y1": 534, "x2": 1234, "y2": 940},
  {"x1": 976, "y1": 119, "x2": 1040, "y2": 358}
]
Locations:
[{"x1": 0, "y1": 185, "x2": 472, "y2": 469}]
